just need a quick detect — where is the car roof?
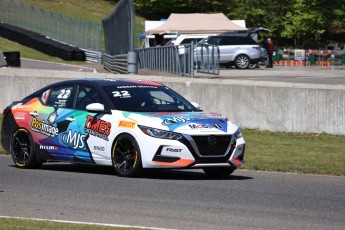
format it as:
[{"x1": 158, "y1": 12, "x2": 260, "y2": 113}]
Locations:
[
  {"x1": 23, "y1": 78, "x2": 165, "y2": 101},
  {"x1": 46, "y1": 78, "x2": 164, "y2": 88}
]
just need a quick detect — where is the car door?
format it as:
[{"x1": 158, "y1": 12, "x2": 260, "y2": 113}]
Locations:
[
  {"x1": 61, "y1": 84, "x2": 110, "y2": 165},
  {"x1": 219, "y1": 37, "x2": 236, "y2": 62},
  {"x1": 32, "y1": 84, "x2": 75, "y2": 161}
]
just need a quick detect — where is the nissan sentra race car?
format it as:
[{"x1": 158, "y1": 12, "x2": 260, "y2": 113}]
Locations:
[{"x1": 1, "y1": 78, "x2": 245, "y2": 177}]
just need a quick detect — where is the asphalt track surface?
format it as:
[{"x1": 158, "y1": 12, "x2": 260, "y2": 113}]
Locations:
[
  {"x1": 0, "y1": 155, "x2": 344, "y2": 230},
  {"x1": 17, "y1": 58, "x2": 345, "y2": 85}
]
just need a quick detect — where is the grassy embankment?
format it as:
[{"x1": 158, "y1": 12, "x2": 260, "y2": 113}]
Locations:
[{"x1": 0, "y1": 0, "x2": 145, "y2": 63}]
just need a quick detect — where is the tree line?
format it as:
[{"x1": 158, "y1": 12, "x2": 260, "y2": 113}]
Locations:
[{"x1": 108, "y1": 0, "x2": 344, "y2": 49}]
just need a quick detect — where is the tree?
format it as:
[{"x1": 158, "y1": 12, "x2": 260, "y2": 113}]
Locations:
[{"x1": 129, "y1": 0, "x2": 344, "y2": 48}]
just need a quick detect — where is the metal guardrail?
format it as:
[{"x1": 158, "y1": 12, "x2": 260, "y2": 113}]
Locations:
[
  {"x1": 195, "y1": 44, "x2": 220, "y2": 75},
  {"x1": 0, "y1": 0, "x2": 102, "y2": 52},
  {"x1": 81, "y1": 49, "x2": 102, "y2": 64},
  {"x1": 136, "y1": 43, "x2": 220, "y2": 77},
  {"x1": 137, "y1": 46, "x2": 181, "y2": 75},
  {"x1": 103, "y1": 53, "x2": 128, "y2": 74}
]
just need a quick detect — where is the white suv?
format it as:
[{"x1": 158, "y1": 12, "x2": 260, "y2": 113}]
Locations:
[{"x1": 196, "y1": 36, "x2": 261, "y2": 69}]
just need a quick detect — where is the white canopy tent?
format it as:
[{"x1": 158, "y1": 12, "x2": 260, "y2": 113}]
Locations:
[{"x1": 146, "y1": 13, "x2": 247, "y2": 34}]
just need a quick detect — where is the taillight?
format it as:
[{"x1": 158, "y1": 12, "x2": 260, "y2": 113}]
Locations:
[{"x1": 3, "y1": 109, "x2": 10, "y2": 117}]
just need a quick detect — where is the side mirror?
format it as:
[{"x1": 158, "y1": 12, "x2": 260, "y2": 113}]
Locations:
[
  {"x1": 191, "y1": 102, "x2": 200, "y2": 110},
  {"x1": 86, "y1": 103, "x2": 105, "y2": 112}
]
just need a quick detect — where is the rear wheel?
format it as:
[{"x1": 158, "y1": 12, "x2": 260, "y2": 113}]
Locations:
[
  {"x1": 111, "y1": 134, "x2": 142, "y2": 177},
  {"x1": 203, "y1": 167, "x2": 235, "y2": 178},
  {"x1": 11, "y1": 129, "x2": 43, "y2": 168},
  {"x1": 234, "y1": 54, "x2": 250, "y2": 69}
]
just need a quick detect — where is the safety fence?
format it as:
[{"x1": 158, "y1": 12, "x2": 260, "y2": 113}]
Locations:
[
  {"x1": 103, "y1": 53, "x2": 128, "y2": 74},
  {"x1": 137, "y1": 45, "x2": 182, "y2": 76},
  {"x1": 272, "y1": 49, "x2": 345, "y2": 67},
  {"x1": 136, "y1": 43, "x2": 220, "y2": 77},
  {"x1": 102, "y1": 0, "x2": 135, "y2": 73},
  {"x1": 102, "y1": 0, "x2": 134, "y2": 56},
  {"x1": 195, "y1": 44, "x2": 220, "y2": 75},
  {"x1": 0, "y1": 0, "x2": 102, "y2": 52}
]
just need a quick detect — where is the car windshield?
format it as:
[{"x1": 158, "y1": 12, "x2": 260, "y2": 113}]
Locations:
[{"x1": 104, "y1": 85, "x2": 197, "y2": 112}]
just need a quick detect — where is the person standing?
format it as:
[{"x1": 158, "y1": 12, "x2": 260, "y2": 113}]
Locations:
[{"x1": 267, "y1": 38, "x2": 274, "y2": 68}]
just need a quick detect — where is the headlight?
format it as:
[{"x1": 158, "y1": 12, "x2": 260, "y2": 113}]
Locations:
[
  {"x1": 138, "y1": 125, "x2": 183, "y2": 140},
  {"x1": 234, "y1": 128, "x2": 242, "y2": 139}
]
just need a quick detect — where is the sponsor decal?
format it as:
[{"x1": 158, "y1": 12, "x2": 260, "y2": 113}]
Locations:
[
  {"x1": 93, "y1": 146, "x2": 106, "y2": 155},
  {"x1": 14, "y1": 112, "x2": 26, "y2": 120},
  {"x1": 165, "y1": 148, "x2": 182, "y2": 153},
  {"x1": 84, "y1": 115, "x2": 111, "y2": 141},
  {"x1": 188, "y1": 123, "x2": 222, "y2": 129},
  {"x1": 60, "y1": 130, "x2": 86, "y2": 150},
  {"x1": 40, "y1": 145, "x2": 58, "y2": 150},
  {"x1": 31, "y1": 117, "x2": 59, "y2": 137},
  {"x1": 94, "y1": 146, "x2": 105, "y2": 151},
  {"x1": 162, "y1": 116, "x2": 191, "y2": 126},
  {"x1": 118, "y1": 120, "x2": 136, "y2": 129},
  {"x1": 116, "y1": 85, "x2": 158, "y2": 89}
]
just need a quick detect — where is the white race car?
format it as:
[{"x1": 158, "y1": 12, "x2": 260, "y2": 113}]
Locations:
[{"x1": 1, "y1": 78, "x2": 245, "y2": 178}]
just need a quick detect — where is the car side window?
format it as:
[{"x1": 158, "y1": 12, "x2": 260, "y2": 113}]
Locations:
[
  {"x1": 207, "y1": 37, "x2": 221, "y2": 45},
  {"x1": 220, "y1": 37, "x2": 234, "y2": 45},
  {"x1": 75, "y1": 86, "x2": 102, "y2": 110},
  {"x1": 45, "y1": 86, "x2": 73, "y2": 108}
]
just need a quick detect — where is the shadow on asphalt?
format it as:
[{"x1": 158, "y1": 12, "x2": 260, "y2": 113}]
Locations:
[{"x1": 9, "y1": 162, "x2": 253, "y2": 181}]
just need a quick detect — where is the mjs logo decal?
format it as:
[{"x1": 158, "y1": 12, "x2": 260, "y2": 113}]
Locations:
[
  {"x1": 84, "y1": 115, "x2": 111, "y2": 141},
  {"x1": 60, "y1": 130, "x2": 86, "y2": 150}
]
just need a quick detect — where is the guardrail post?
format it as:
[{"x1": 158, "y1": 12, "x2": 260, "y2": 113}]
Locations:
[{"x1": 128, "y1": 51, "x2": 138, "y2": 74}]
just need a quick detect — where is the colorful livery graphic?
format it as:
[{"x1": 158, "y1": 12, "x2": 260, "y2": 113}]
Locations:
[{"x1": 1, "y1": 79, "x2": 245, "y2": 177}]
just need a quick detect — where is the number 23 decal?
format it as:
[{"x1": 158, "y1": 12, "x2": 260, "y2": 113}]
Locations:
[{"x1": 112, "y1": 91, "x2": 131, "y2": 98}]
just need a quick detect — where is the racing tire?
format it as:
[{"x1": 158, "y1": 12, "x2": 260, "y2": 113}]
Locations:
[
  {"x1": 203, "y1": 167, "x2": 235, "y2": 178},
  {"x1": 234, "y1": 54, "x2": 250, "y2": 69},
  {"x1": 11, "y1": 129, "x2": 43, "y2": 169},
  {"x1": 111, "y1": 134, "x2": 143, "y2": 177}
]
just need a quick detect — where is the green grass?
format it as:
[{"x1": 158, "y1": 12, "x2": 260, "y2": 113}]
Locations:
[
  {"x1": 0, "y1": 217, "x2": 143, "y2": 230},
  {"x1": 242, "y1": 129, "x2": 345, "y2": 176}
]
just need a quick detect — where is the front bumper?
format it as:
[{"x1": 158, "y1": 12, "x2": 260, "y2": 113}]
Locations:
[{"x1": 149, "y1": 134, "x2": 245, "y2": 169}]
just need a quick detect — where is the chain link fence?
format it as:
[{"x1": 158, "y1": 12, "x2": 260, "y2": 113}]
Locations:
[{"x1": 0, "y1": 0, "x2": 102, "y2": 52}]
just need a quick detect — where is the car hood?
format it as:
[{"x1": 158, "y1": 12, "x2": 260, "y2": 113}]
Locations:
[{"x1": 122, "y1": 111, "x2": 238, "y2": 135}]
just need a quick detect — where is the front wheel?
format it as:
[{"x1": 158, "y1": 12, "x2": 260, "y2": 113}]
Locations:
[
  {"x1": 11, "y1": 129, "x2": 43, "y2": 168},
  {"x1": 111, "y1": 134, "x2": 143, "y2": 177},
  {"x1": 234, "y1": 54, "x2": 250, "y2": 69},
  {"x1": 203, "y1": 167, "x2": 235, "y2": 178}
]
